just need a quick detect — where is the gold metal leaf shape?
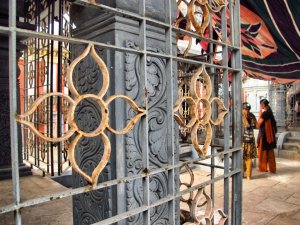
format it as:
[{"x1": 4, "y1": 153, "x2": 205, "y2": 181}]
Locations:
[
  {"x1": 68, "y1": 133, "x2": 111, "y2": 186},
  {"x1": 174, "y1": 96, "x2": 197, "y2": 128},
  {"x1": 66, "y1": 44, "x2": 109, "y2": 99},
  {"x1": 105, "y1": 95, "x2": 145, "y2": 135},
  {"x1": 190, "y1": 66, "x2": 212, "y2": 100},
  {"x1": 180, "y1": 164, "x2": 195, "y2": 203},
  {"x1": 191, "y1": 188, "x2": 213, "y2": 223},
  {"x1": 210, "y1": 97, "x2": 228, "y2": 126},
  {"x1": 191, "y1": 122, "x2": 212, "y2": 156},
  {"x1": 206, "y1": 0, "x2": 225, "y2": 13},
  {"x1": 196, "y1": 98, "x2": 211, "y2": 126},
  {"x1": 212, "y1": 209, "x2": 228, "y2": 225},
  {"x1": 17, "y1": 92, "x2": 76, "y2": 142},
  {"x1": 188, "y1": 0, "x2": 209, "y2": 35},
  {"x1": 174, "y1": 16, "x2": 193, "y2": 57}
]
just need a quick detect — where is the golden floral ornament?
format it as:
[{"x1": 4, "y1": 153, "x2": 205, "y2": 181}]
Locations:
[
  {"x1": 180, "y1": 165, "x2": 228, "y2": 225},
  {"x1": 174, "y1": 65, "x2": 227, "y2": 156},
  {"x1": 17, "y1": 44, "x2": 145, "y2": 186},
  {"x1": 175, "y1": 0, "x2": 225, "y2": 56}
]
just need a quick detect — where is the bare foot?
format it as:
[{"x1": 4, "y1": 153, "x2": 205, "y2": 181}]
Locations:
[{"x1": 247, "y1": 177, "x2": 251, "y2": 180}]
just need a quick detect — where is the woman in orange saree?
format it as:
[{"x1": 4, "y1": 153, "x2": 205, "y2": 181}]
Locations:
[{"x1": 257, "y1": 99, "x2": 277, "y2": 173}]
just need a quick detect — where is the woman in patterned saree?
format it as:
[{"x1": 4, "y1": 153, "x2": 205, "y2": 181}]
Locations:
[
  {"x1": 242, "y1": 102, "x2": 257, "y2": 180},
  {"x1": 257, "y1": 99, "x2": 277, "y2": 173}
]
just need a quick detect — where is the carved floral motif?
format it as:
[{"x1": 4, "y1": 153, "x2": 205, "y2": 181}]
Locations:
[
  {"x1": 125, "y1": 40, "x2": 170, "y2": 224},
  {"x1": 17, "y1": 44, "x2": 145, "y2": 185}
]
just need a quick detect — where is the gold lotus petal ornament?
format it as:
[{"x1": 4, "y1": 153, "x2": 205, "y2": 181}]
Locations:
[{"x1": 17, "y1": 44, "x2": 145, "y2": 186}]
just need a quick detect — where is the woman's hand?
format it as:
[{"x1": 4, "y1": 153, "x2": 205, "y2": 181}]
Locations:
[{"x1": 258, "y1": 104, "x2": 263, "y2": 117}]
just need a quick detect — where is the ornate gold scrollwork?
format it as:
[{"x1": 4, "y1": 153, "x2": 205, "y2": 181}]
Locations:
[
  {"x1": 17, "y1": 44, "x2": 145, "y2": 186},
  {"x1": 175, "y1": 0, "x2": 225, "y2": 56},
  {"x1": 180, "y1": 165, "x2": 228, "y2": 225},
  {"x1": 174, "y1": 65, "x2": 227, "y2": 156}
]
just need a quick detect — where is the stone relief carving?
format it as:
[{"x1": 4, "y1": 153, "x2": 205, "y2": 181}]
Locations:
[
  {"x1": 125, "y1": 40, "x2": 170, "y2": 224},
  {"x1": 72, "y1": 45, "x2": 111, "y2": 224},
  {"x1": 73, "y1": 46, "x2": 103, "y2": 95},
  {"x1": 73, "y1": 136, "x2": 112, "y2": 224}
]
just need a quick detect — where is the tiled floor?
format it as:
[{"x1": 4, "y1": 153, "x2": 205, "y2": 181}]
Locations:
[{"x1": 1, "y1": 158, "x2": 300, "y2": 225}]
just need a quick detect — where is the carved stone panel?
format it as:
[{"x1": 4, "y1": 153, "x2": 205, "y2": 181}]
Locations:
[
  {"x1": 71, "y1": 45, "x2": 112, "y2": 224},
  {"x1": 125, "y1": 40, "x2": 178, "y2": 224}
]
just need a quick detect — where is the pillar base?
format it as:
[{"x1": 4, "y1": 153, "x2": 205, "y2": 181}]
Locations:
[{"x1": 0, "y1": 163, "x2": 32, "y2": 180}]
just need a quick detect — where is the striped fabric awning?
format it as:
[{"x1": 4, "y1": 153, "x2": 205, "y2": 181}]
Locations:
[
  {"x1": 212, "y1": 0, "x2": 300, "y2": 83},
  {"x1": 239, "y1": 0, "x2": 300, "y2": 83}
]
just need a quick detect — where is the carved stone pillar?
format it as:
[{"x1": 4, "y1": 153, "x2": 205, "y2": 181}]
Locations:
[
  {"x1": 70, "y1": 1, "x2": 179, "y2": 224},
  {"x1": 0, "y1": 1, "x2": 32, "y2": 180}
]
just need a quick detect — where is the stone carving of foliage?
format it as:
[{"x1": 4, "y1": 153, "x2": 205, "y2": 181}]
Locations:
[{"x1": 125, "y1": 40, "x2": 170, "y2": 225}]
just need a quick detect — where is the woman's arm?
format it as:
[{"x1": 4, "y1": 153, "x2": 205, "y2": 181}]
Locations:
[{"x1": 257, "y1": 117, "x2": 264, "y2": 128}]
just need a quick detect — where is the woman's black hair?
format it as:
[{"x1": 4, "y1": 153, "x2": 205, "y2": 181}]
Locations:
[
  {"x1": 260, "y1": 99, "x2": 269, "y2": 106},
  {"x1": 260, "y1": 99, "x2": 273, "y2": 113},
  {"x1": 243, "y1": 102, "x2": 251, "y2": 110}
]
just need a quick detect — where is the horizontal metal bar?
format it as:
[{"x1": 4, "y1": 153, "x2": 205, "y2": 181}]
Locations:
[
  {"x1": 92, "y1": 168, "x2": 241, "y2": 225},
  {"x1": 173, "y1": 27, "x2": 239, "y2": 50},
  {"x1": 71, "y1": 0, "x2": 146, "y2": 21},
  {"x1": 0, "y1": 26, "x2": 144, "y2": 54},
  {"x1": 0, "y1": 147, "x2": 241, "y2": 214},
  {"x1": 71, "y1": 0, "x2": 241, "y2": 50},
  {"x1": 0, "y1": 27, "x2": 242, "y2": 72},
  {"x1": 193, "y1": 162, "x2": 225, "y2": 169},
  {"x1": 0, "y1": 27, "x2": 240, "y2": 54},
  {"x1": 71, "y1": 0, "x2": 169, "y2": 29}
]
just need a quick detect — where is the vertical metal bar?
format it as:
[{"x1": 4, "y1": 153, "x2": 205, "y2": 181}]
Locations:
[
  {"x1": 46, "y1": 0, "x2": 51, "y2": 174},
  {"x1": 230, "y1": 0, "x2": 242, "y2": 224},
  {"x1": 33, "y1": 17, "x2": 38, "y2": 167},
  {"x1": 36, "y1": 3, "x2": 41, "y2": 169},
  {"x1": 210, "y1": 77, "x2": 215, "y2": 209},
  {"x1": 24, "y1": 51, "x2": 29, "y2": 162},
  {"x1": 166, "y1": 0, "x2": 175, "y2": 224},
  {"x1": 139, "y1": 1, "x2": 150, "y2": 224},
  {"x1": 57, "y1": 0, "x2": 63, "y2": 176},
  {"x1": 9, "y1": 0, "x2": 21, "y2": 224},
  {"x1": 221, "y1": 1, "x2": 230, "y2": 223},
  {"x1": 229, "y1": 0, "x2": 234, "y2": 46},
  {"x1": 208, "y1": 0, "x2": 215, "y2": 209},
  {"x1": 50, "y1": 0, "x2": 55, "y2": 176}
]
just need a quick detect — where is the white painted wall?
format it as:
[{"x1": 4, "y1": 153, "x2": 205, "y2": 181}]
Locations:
[{"x1": 243, "y1": 78, "x2": 269, "y2": 117}]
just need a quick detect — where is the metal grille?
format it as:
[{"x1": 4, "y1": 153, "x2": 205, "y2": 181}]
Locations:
[
  {"x1": 22, "y1": 0, "x2": 72, "y2": 176},
  {"x1": 0, "y1": 0, "x2": 242, "y2": 224}
]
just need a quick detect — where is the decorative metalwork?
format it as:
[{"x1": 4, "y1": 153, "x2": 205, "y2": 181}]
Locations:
[
  {"x1": 39, "y1": 140, "x2": 46, "y2": 162},
  {"x1": 28, "y1": 62, "x2": 34, "y2": 88},
  {"x1": 25, "y1": 0, "x2": 50, "y2": 22},
  {"x1": 180, "y1": 165, "x2": 228, "y2": 225},
  {"x1": 28, "y1": 95, "x2": 35, "y2": 122},
  {"x1": 174, "y1": 65, "x2": 227, "y2": 156},
  {"x1": 17, "y1": 44, "x2": 145, "y2": 185},
  {"x1": 62, "y1": 98, "x2": 69, "y2": 122},
  {"x1": 62, "y1": 140, "x2": 70, "y2": 162},
  {"x1": 37, "y1": 100, "x2": 47, "y2": 123},
  {"x1": 38, "y1": 57, "x2": 46, "y2": 85},
  {"x1": 175, "y1": 0, "x2": 225, "y2": 56},
  {"x1": 27, "y1": 130, "x2": 34, "y2": 156}
]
